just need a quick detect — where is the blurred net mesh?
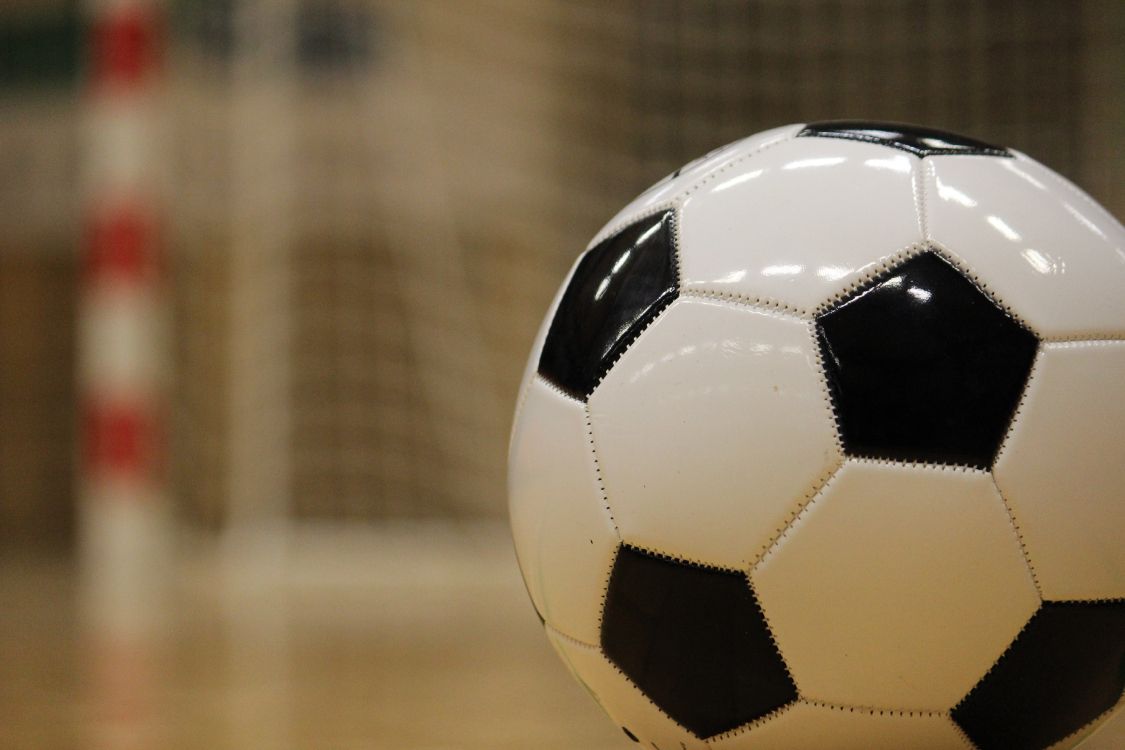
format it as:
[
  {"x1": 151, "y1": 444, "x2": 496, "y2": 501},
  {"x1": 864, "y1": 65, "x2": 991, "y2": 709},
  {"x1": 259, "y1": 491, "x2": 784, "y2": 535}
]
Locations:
[
  {"x1": 2, "y1": 1, "x2": 1123, "y2": 538},
  {"x1": 164, "y1": 0, "x2": 1125, "y2": 526}
]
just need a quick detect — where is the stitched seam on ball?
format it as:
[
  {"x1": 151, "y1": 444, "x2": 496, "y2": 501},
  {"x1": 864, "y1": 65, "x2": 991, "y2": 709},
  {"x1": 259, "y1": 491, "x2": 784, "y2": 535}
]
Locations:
[
  {"x1": 811, "y1": 320, "x2": 845, "y2": 459},
  {"x1": 546, "y1": 620, "x2": 694, "y2": 744},
  {"x1": 583, "y1": 212, "x2": 683, "y2": 397},
  {"x1": 545, "y1": 621, "x2": 599, "y2": 651},
  {"x1": 951, "y1": 604, "x2": 1040, "y2": 716},
  {"x1": 588, "y1": 200, "x2": 681, "y2": 252},
  {"x1": 604, "y1": 545, "x2": 805, "y2": 730},
  {"x1": 587, "y1": 296, "x2": 677, "y2": 397},
  {"x1": 584, "y1": 404, "x2": 623, "y2": 657},
  {"x1": 595, "y1": 543, "x2": 621, "y2": 641},
  {"x1": 590, "y1": 130, "x2": 794, "y2": 311},
  {"x1": 670, "y1": 204, "x2": 686, "y2": 290},
  {"x1": 813, "y1": 239, "x2": 1038, "y2": 335},
  {"x1": 1042, "y1": 333, "x2": 1125, "y2": 344},
  {"x1": 533, "y1": 373, "x2": 585, "y2": 405},
  {"x1": 585, "y1": 395, "x2": 622, "y2": 642},
  {"x1": 703, "y1": 702, "x2": 796, "y2": 743},
  {"x1": 595, "y1": 641, "x2": 702, "y2": 740},
  {"x1": 843, "y1": 455, "x2": 991, "y2": 476},
  {"x1": 619, "y1": 542, "x2": 740, "y2": 575},
  {"x1": 746, "y1": 474, "x2": 845, "y2": 703},
  {"x1": 583, "y1": 405, "x2": 621, "y2": 539},
  {"x1": 1040, "y1": 595, "x2": 1125, "y2": 611},
  {"x1": 799, "y1": 698, "x2": 950, "y2": 719},
  {"x1": 607, "y1": 541, "x2": 801, "y2": 706},
  {"x1": 989, "y1": 473, "x2": 1044, "y2": 598},
  {"x1": 992, "y1": 345, "x2": 1041, "y2": 469},
  {"x1": 913, "y1": 159, "x2": 931, "y2": 239},
  {"x1": 747, "y1": 579, "x2": 802, "y2": 708},
  {"x1": 679, "y1": 288, "x2": 808, "y2": 320},
  {"x1": 678, "y1": 131, "x2": 795, "y2": 201},
  {"x1": 952, "y1": 602, "x2": 1125, "y2": 748},
  {"x1": 518, "y1": 258, "x2": 580, "y2": 424},
  {"x1": 748, "y1": 459, "x2": 843, "y2": 574},
  {"x1": 926, "y1": 240, "x2": 1038, "y2": 334},
  {"x1": 948, "y1": 717, "x2": 981, "y2": 750},
  {"x1": 734, "y1": 319, "x2": 848, "y2": 569},
  {"x1": 811, "y1": 240, "x2": 928, "y2": 316}
]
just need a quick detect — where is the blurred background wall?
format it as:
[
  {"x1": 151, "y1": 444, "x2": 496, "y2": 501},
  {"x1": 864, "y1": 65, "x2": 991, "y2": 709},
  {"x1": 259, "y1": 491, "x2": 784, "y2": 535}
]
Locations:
[
  {"x1": 1, "y1": 0, "x2": 1123, "y2": 549},
  {"x1": 2, "y1": 3, "x2": 1124, "y2": 749}
]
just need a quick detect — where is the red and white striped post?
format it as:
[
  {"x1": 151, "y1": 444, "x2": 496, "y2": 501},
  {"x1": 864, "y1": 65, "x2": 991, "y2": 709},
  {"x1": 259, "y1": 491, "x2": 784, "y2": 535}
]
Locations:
[{"x1": 79, "y1": 0, "x2": 169, "y2": 746}]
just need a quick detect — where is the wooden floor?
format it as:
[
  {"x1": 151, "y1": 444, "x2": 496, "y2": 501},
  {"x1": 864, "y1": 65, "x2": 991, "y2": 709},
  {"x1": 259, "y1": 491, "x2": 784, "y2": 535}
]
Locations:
[
  {"x1": 0, "y1": 524, "x2": 622, "y2": 750},
  {"x1": 0, "y1": 523, "x2": 1121, "y2": 750}
]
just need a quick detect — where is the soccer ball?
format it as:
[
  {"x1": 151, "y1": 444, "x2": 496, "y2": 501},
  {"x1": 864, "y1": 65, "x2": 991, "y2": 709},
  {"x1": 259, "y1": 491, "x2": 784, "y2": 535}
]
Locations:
[{"x1": 508, "y1": 122, "x2": 1125, "y2": 750}]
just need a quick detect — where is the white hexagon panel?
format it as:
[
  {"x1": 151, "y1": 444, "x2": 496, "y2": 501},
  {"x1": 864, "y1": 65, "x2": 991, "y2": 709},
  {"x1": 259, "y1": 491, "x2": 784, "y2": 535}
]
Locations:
[
  {"x1": 995, "y1": 341, "x2": 1125, "y2": 601},
  {"x1": 507, "y1": 377, "x2": 619, "y2": 644},
  {"x1": 752, "y1": 460, "x2": 1040, "y2": 710},
  {"x1": 710, "y1": 701, "x2": 970, "y2": 750},
  {"x1": 925, "y1": 151, "x2": 1125, "y2": 339},
  {"x1": 588, "y1": 296, "x2": 840, "y2": 570},
  {"x1": 587, "y1": 124, "x2": 802, "y2": 250},
  {"x1": 678, "y1": 135, "x2": 925, "y2": 314},
  {"x1": 546, "y1": 630, "x2": 706, "y2": 750}
]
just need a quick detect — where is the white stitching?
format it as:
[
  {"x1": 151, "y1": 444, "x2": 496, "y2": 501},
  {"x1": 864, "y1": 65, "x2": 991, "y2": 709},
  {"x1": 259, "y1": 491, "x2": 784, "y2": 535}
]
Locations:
[
  {"x1": 799, "y1": 697, "x2": 951, "y2": 719},
  {"x1": 811, "y1": 241, "x2": 930, "y2": 316},
  {"x1": 989, "y1": 472, "x2": 1044, "y2": 598},
  {"x1": 618, "y1": 541, "x2": 740, "y2": 576},
  {"x1": 703, "y1": 703, "x2": 795, "y2": 743},
  {"x1": 750, "y1": 463, "x2": 843, "y2": 575},
  {"x1": 747, "y1": 460, "x2": 844, "y2": 572},
  {"x1": 842, "y1": 455, "x2": 991, "y2": 475},
  {"x1": 914, "y1": 159, "x2": 931, "y2": 240},
  {"x1": 679, "y1": 132, "x2": 794, "y2": 200},
  {"x1": 993, "y1": 346, "x2": 1041, "y2": 468},
  {"x1": 588, "y1": 128, "x2": 795, "y2": 249},
  {"x1": 1041, "y1": 337, "x2": 1125, "y2": 348},
  {"x1": 583, "y1": 403, "x2": 621, "y2": 539},
  {"x1": 679, "y1": 287, "x2": 808, "y2": 320},
  {"x1": 587, "y1": 296, "x2": 677, "y2": 397},
  {"x1": 588, "y1": 201, "x2": 681, "y2": 253},
  {"x1": 951, "y1": 604, "x2": 1041, "y2": 716},
  {"x1": 811, "y1": 321, "x2": 845, "y2": 457},
  {"x1": 594, "y1": 543, "x2": 620, "y2": 637},
  {"x1": 533, "y1": 373, "x2": 584, "y2": 405},
  {"x1": 545, "y1": 621, "x2": 599, "y2": 651},
  {"x1": 598, "y1": 543, "x2": 803, "y2": 735},
  {"x1": 926, "y1": 241, "x2": 1038, "y2": 334},
  {"x1": 949, "y1": 719, "x2": 980, "y2": 750}
]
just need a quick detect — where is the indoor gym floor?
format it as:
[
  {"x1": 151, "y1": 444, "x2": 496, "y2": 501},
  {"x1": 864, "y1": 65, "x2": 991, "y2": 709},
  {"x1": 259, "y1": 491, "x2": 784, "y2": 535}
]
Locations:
[{"x1": 1, "y1": 522, "x2": 1121, "y2": 750}]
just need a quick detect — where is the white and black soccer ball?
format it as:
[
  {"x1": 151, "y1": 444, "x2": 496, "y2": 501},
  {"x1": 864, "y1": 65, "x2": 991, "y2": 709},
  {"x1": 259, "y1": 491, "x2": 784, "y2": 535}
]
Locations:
[{"x1": 508, "y1": 122, "x2": 1125, "y2": 750}]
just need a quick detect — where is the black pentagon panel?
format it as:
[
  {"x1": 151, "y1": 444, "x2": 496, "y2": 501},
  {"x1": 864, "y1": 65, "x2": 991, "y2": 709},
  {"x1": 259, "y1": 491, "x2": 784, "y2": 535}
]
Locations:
[
  {"x1": 952, "y1": 600, "x2": 1125, "y2": 750},
  {"x1": 601, "y1": 546, "x2": 796, "y2": 739},
  {"x1": 817, "y1": 251, "x2": 1037, "y2": 469},
  {"x1": 538, "y1": 212, "x2": 678, "y2": 400},
  {"x1": 798, "y1": 120, "x2": 1011, "y2": 158}
]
